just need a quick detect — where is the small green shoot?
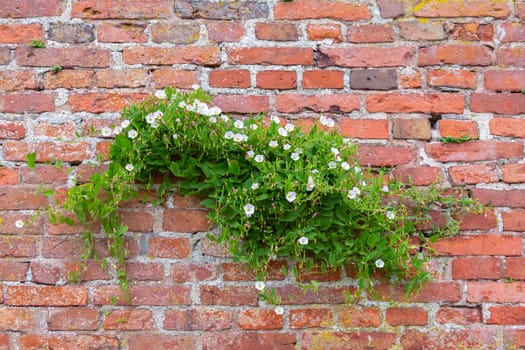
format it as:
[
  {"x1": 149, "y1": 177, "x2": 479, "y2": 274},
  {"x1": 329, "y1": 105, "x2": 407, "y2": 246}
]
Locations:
[
  {"x1": 50, "y1": 65, "x2": 62, "y2": 73},
  {"x1": 26, "y1": 152, "x2": 36, "y2": 169},
  {"x1": 29, "y1": 39, "x2": 45, "y2": 48},
  {"x1": 438, "y1": 135, "x2": 471, "y2": 144}
]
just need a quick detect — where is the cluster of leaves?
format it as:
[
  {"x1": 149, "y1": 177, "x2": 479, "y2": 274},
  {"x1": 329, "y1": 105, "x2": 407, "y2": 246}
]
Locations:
[{"x1": 49, "y1": 88, "x2": 481, "y2": 303}]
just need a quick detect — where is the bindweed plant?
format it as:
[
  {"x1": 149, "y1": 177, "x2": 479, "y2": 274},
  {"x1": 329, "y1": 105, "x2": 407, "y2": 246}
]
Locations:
[{"x1": 46, "y1": 88, "x2": 481, "y2": 304}]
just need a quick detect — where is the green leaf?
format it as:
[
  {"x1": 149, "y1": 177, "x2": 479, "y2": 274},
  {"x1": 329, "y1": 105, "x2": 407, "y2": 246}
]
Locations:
[{"x1": 26, "y1": 152, "x2": 36, "y2": 169}]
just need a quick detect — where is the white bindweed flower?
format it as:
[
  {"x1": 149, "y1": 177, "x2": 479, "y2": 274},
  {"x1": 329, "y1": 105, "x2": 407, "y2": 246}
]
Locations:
[
  {"x1": 283, "y1": 143, "x2": 291, "y2": 151},
  {"x1": 125, "y1": 164, "x2": 134, "y2": 171},
  {"x1": 319, "y1": 115, "x2": 335, "y2": 127},
  {"x1": 15, "y1": 220, "x2": 24, "y2": 228},
  {"x1": 172, "y1": 134, "x2": 178, "y2": 139},
  {"x1": 286, "y1": 191, "x2": 297, "y2": 203},
  {"x1": 127, "y1": 129, "x2": 138, "y2": 139},
  {"x1": 347, "y1": 187, "x2": 361, "y2": 199},
  {"x1": 121, "y1": 119, "x2": 130, "y2": 128},
  {"x1": 306, "y1": 176, "x2": 315, "y2": 192},
  {"x1": 270, "y1": 115, "x2": 280, "y2": 124},
  {"x1": 386, "y1": 211, "x2": 395, "y2": 220},
  {"x1": 209, "y1": 116, "x2": 217, "y2": 123},
  {"x1": 224, "y1": 131, "x2": 234, "y2": 139},
  {"x1": 254, "y1": 154, "x2": 265, "y2": 163},
  {"x1": 375, "y1": 259, "x2": 385, "y2": 268},
  {"x1": 251, "y1": 183, "x2": 259, "y2": 190},
  {"x1": 192, "y1": 84, "x2": 200, "y2": 90},
  {"x1": 341, "y1": 162, "x2": 350, "y2": 170},
  {"x1": 246, "y1": 150, "x2": 255, "y2": 158},
  {"x1": 278, "y1": 127, "x2": 288, "y2": 137},
  {"x1": 354, "y1": 166, "x2": 362, "y2": 174},
  {"x1": 233, "y1": 133, "x2": 246, "y2": 142},
  {"x1": 150, "y1": 122, "x2": 159, "y2": 128},
  {"x1": 328, "y1": 161, "x2": 337, "y2": 169},
  {"x1": 285, "y1": 123, "x2": 294, "y2": 132},
  {"x1": 155, "y1": 90, "x2": 167, "y2": 99},
  {"x1": 331, "y1": 147, "x2": 339, "y2": 156},
  {"x1": 291, "y1": 152, "x2": 300, "y2": 161},
  {"x1": 234, "y1": 120, "x2": 244, "y2": 129},
  {"x1": 250, "y1": 123, "x2": 258, "y2": 130},
  {"x1": 255, "y1": 281, "x2": 265, "y2": 291},
  {"x1": 298, "y1": 236, "x2": 309, "y2": 245},
  {"x1": 382, "y1": 185, "x2": 389, "y2": 193},
  {"x1": 311, "y1": 169, "x2": 319, "y2": 174},
  {"x1": 220, "y1": 114, "x2": 229, "y2": 122},
  {"x1": 112, "y1": 126, "x2": 122, "y2": 135},
  {"x1": 244, "y1": 203, "x2": 255, "y2": 217},
  {"x1": 208, "y1": 106, "x2": 222, "y2": 115},
  {"x1": 269, "y1": 140, "x2": 278, "y2": 148},
  {"x1": 274, "y1": 306, "x2": 284, "y2": 315},
  {"x1": 101, "y1": 127, "x2": 112, "y2": 137},
  {"x1": 178, "y1": 101, "x2": 187, "y2": 108}
]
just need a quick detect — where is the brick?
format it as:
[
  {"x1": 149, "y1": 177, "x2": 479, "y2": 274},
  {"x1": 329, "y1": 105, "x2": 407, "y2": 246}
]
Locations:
[
  {"x1": 394, "y1": 166, "x2": 441, "y2": 185},
  {"x1": 449, "y1": 164, "x2": 497, "y2": 185},
  {"x1": 392, "y1": 117, "x2": 431, "y2": 140},
  {"x1": 202, "y1": 332, "x2": 296, "y2": 350},
  {"x1": 414, "y1": 0, "x2": 511, "y2": 18},
  {"x1": 175, "y1": 0, "x2": 268, "y2": 19},
  {"x1": 3, "y1": 141, "x2": 91, "y2": 163},
  {"x1": 367, "y1": 93, "x2": 464, "y2": 114},
  {"x1": 255, "y1": 23, "x2": 298, "y2": 41},
  {"x1": 0, "y1": 308, "x2": 34, "y2": 331},
  {"x1": 0, "y1": 121, "x2": 25, "y2": 139},
  {"x1": 437, "y1": 307, "x2": 482, "y2": 325},
  {"x1": 303, "y1": 70, "x2": 343, "y2": 89},
  {"x1": 0, "y1": 167, "x2": 18, "y2": 185},
  {"x1": 306, "y1": 23, "x2": 342, "y2": 42},
  {"x1": 65, "y1": 260, "x2": 110, "y2": 281},
  {"x1": 377, "y1": 0, "x2": 404, "y2": 18},
  {"x1": 17, "y1": 47, "x2": 109, "y2": 68},
  {"x1": 118, "y1": 210, "x2": 153, "y2": 232},
  {"x1": 0, "y1": 24, "x2": 43, "y2": 44},
  {"x1": 506, "y1": 257, "x2": 525, "y2": 280},
  {"x1": 21, "y1": 164, "x2": 69, "y2": 184},
  {"x1": 207, "y1": 22, "x2": 244, "y2": 42},
  {"x1": 171, "y1": 263, "x2": 217, "y2": 282},
  {"x1": 375, "y1": 281, "x2": 461, "y2": 303},
  {"x1": 0, "y1": 93, "x2": 54, "y2": 113},
  {"x1": 473, "y1": 188, "x2": 525, "y2": 208},
  {"x1": 517, "y1": 2, "x2": 525, "y2": 20},
  {"x1": 124, "y1": 262, "x2": 163, "y2": 281},
  {"x1": 296, "y1": 265, "x2": 342, "y2": 283},
  {"x1": 95, "y1": 69, "x2": 146, "y2": 88},
  {"x1": 48, "y1": 23, "x2": 94, "y2": 44},
  {"x1": 0, "y1": 71, "x2": 38, "y2": 92},
  {"x1": 358, "y1": 145, "x2": 413, "y2": 166},
  {"x1": 419, "y1": 44, "x2": 493, "y2": 66},
  {"x1": 201, "y1": 236, "x2": 232, "y2": 257},
  {"x1": 0, "y1": 262, "x2": 28, "y2": 281},
  {"x1": 276, "y1": 93, "x2": 359, "y2": 113},
  {"x1": 200, "y1": 285, "x2": 258, "y2": 306},
  {"x1": 485, "y1": 70, "x2": 525, "y2": 91},
  {"x1": 0, "y1": 237, "x2": 36, "y2": 257},
  {"x1": 460, "y1": 210, "x2": 498, "y2": 231},
  {"x1": 398, "y1": 21, "x2": 446, "y2": 40},
  {"x1": 290, "y1": 308, "x2": 333, "y2": 328},
  {"x1": 97, "y1": 23, "x2": 147, "y2": 43},
  {"x1": 428, "y1": 69, "x2": 477, "y2": 89},
  {"x1": 505, "y1": 329, "x2": 525, "y2": 350},
  {"x1": 19, "y1": 335, "x2": 119, "y2": 350},
  {"x1": 276, "y1": 285, "x2": 349, "y2": 305},
  {"x1": 338, "y1": 306, "x2": 380, "y2": 328},
  {"x1": 350, "y1": 69, "x2": 397, "y2": 90},
  {"x1": 228, "y1": 47, "x2": 313, "y2": 65},
  {"x1": 341, "y1": 119, "x2": 388, "y2": 139},
  {"x1": 302, "y1": 331, "x2": 396, "y2": 350},
  {"x1": 73, "y1": 0, "x2": 170, "y2": 19},
  {"x1": 148, "y1": 237, "x2": 190, "y2": 258},
  {"x1": 223, "y1": 261, "x2": 285, "y2": 281},
  {"x1": 386, "y1": 307, "x2": 427, "y2": 326},
  {"x1": 30, "y1": 261, "x2": 61, "y2": 284},
  {"x1": 164, "y1": 308, "x2": 233, "y2": 331},
  {"x1": 94, "y1": 285, "x2": 191, "y2": 306},
  {"x1": 0, "y1": 212, "x2": 42, "y2": 235},
  {"x1": 0, "y1": 0, "x2": 63, "y2": 17},
  {"x1": 431, "y1": 234, "x2": 522, "y2": 256},
  {"x1": 6, "y1": 286, "x2": 87, "y2": 306},
  {"x1": 163, "y1": 208, "x2": 210, "y2": 233},
  {"x1": 503, "y1": 164, "x2": 525, "y2": 183},
  {"x1": 425, "y1": 140, "x2": 522, "y2": 162},
  {"x1": 445, "y1": 22, "x2": 494, "y2": 41},
  {"x1": 127, "y1": 334, "x2": 196, "y2": 350},
  {"x1": 213, "y1": 94, "x2": 269, "y2": 114},
  {"x1": 35, "y1": 120, "x2": 77, "y2": 139},
  {"x1": 209, "y1": 69, "x2": 250, "y2": 88},
  {"x1": 0, "y1": 46, "x2": 10, "y2": 64},
  {"x1": 238, "y1": 308, "x2": 283, "y2": 330},
  {"x1": 497, "y1": 46, "x2": 525, "y2": 67},
  {"x1": 472, "y1": 93, "x2": 525, "y2": 114},
  {"x1": 152, "y1": 23, "x2": 200, "y2": 44},
  {"x1": 0, "y1": 187, "x2": 47, "y2": 210},
  {"x1": 256, "y1": 70, "x2": 296, "y2": 89},
  {"x1": 452, "y1": 257, "x2": 501, "y2": 280},
  {"x1": 317, "y1": 46, "x2": 415, "y2": 68},
  {"x1": 468, "y1": 281, "x2": 525, "y2": 303},
  {"x1": 401, "y1": 328, "x2": 497, "y2": 350},
  {"x1": 44, "y1": 69, "x2": 94, "y2": 89},
  {"x1": 103, "y1": 309, "x2": 153, "y2": 330},
  {"x1": 347, "y1": 24, "x2": 394, "y2": 43},
  {"x1": 274, "y1": 1, "x2": 370, "y2": 21},
  {"x1": 69, "y1": 92, "x2": 147, "y2": 113},
  {"x1": 503, "y1": 210, "x2": 525, "y2": 231},
  {"x1": 439, "y1": 119, "x2": 478, "y2": 139},
  {"x1": 151, "y1": 69, "x2": 199, "y2": 89},
  {"x1": 400, "y1": 71, "x2": 421, "y2": 89},
  {"x1": 47, "y1": 308, "x2": 99, "y2": 331},
  {"x1": 124, "y1": 46, "x2": 220, "y2": 66},
  {"x1": 487, "y1": 306, "x2": 525, "y2": 325}
]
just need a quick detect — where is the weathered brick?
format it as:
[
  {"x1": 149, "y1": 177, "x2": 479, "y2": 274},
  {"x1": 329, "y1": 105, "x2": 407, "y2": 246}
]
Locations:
[
  {"x1": 0, "y1": 24, "x2": 43, "y2": 44},
  {"x1": 338, "y1": 306, "x2": 380, "y2": 328},
  {"x1": 0, "y1": 93, "x2": 55, "y2": 113},
  {"x1": 151, "y1": 24, "x2": 200, "y2": 44},
  {"x1": 103, "y1": 309, "x2": 154, "y2": 330},
  {"x1": 276, "y1": 93, "x2": 359, "y2": 113},
  {"x1": 503, "y1": 164, "x2": 525, "y2": 183},
  {"x1": 44, "y1": 69, "x2": 94, "y2": 89},
  {"x1": 17, "y1": 47, "x2": 110, "y2": 68},
  {"x1": 209, "y1": 69, "x2": 250, "y2": 88},
  {"x1": 124, "y1": 46, "x2": 220, "y2": 66},
  {"x1": 400, "y1": 71, "x2": 422, "y2": 89},
  {"x1": 517, "y1": 2, "x2": 525, "y2": 20},
  {"x1": 274, "y1": 1, "x2": 370, "y2": 21},
  {"x1": 484, "y1": 70, "x2": 525, "y2": 91},
  {"x1": 436, "y1": 307, "x2": 482, "y2": 325},
  {"x1": 503, "y1": 210, "x2": 525, "y2": 231},
  {"x1": 206, "y1": 22, "x2": 244, "y2": 42},
  {"x1": 453, "y1": 257, "x2": 501, "y2": 280},
  {"x1": 118, "y1": 210, "x2": 153, "y2": 232},
  {"x1": 148, "y1": 237, "x2": 190, "y2": 258},
  {"x1": 6, "y1": 286, "x2": 87, "y2": 306},
  {"x1": 255, "y1": 23, "x2": 298, "y2": 41},
  {"x1": 202, "y1": 332, "x2": 296, "y2": 350},
  {"x1": 152, "y1": 69, "x2": 198, "y2": 89},
  {"x1": 460, "y1": 210, "x2": 498, "y2": 231},
  {"x1": 439, "y1": 119, "x2": 479, "y2": 139},
  {"x1": 30, "y1": 261, "x2": 61, "y2": 284},
  {"x1": 386, "y1": 307, "x2": 428, "y2": 326},
  {"x1": 94, "y1": 285, "x2": 191, "y2": 306},
  {"x1": 0, "y1": 334, "x2": 7, "y2": 349},
  {"x1": 431, "y1": 234, "x2": 522, "y2": 256},
  {"x1": 0, "y1": 262, "x2": 28, "y2": 282},
  {"x1": 392, "y1": 117, "x2": 431, "y2": 140},
  {"x1": 347, "y1": 24, "x2": 394, "y2": 43},
  {"x1": 0, "y1": 0, "x2": 63, "y2": 17},
  {"x1": 302, "y1": 331, "x2": 396, "y2": 350},
  {"x1": 0, "y1": 121, "x2": 25, "y2": 139},
  {"x1": 124, "y1": 262, "x2": 163, "y2": 281},
  {"x1": 317, "y1": 46, "x2": 415, "y2": 68},
  {"x1": 0, "y1": 308, "x2": 35, "y2": 331},
  {"x1": 97, "y1": 23, "x2": 147, "y2": 43},
  {"x1": 471, "y1": 93, "x2": 525, "y2": 114},
  {"x1": 375, "y1": 281, "x2": 461, "y2": 303},
  {"x1": 47, "y1": 308, "x2": 99, "y2": 331},
  {"x1": 419, "y1": 44, "x2": 493, "y2": 66},
  {"x1": 487, "y1": 306, "x2": 525, "y2": 325},
  {"x1": 394, "y1": 166, "x2": 441, "y2": 185},
  {"x1": 0, "y1": 236, "x2": 36, "y2": 257},
  {"x1": 350, "y1": 69, "x2": 397, "y2": 90},
  {"x1": 3, "y1": 141, "x2": 91, "y2": 163},
  {"x1": 504, "y1": 329, "x2": 525, "y2": 350},
  {"x1": 228, "y1": 47, "x2": 313, "y2": 65},
  {"x1": 358, "y1": 145, "x2": 413, "y2": 166},
  {"x1": 256, "y1": 70, "x2": 296, "y2": 89},
  {"x1": 506, "y1": 257, "x2": 525, "y2": 280},
  {"x1": 69, "y1": 92, "x2": 148, "y2": 113},
  {"x1": 276, "y1": 285, "x2": 349, "y2": 305},
  {"x1": 366, "y1": 93, "x2": 464, "y2": 114},
  {"x1": 175, "y1": 0, "x2": 268, "y2": 19},
  {"x1": 35, "y1": 121, "x2": 77, "y2": 139},
  {"x1": 0, "y1": 46, "x2": 10, "y2": 64},
  {"x1": 0, "y1": 166, "x2": 18, "y2": 185},
  {"x1": 0, "y1": 71, "x2": 38, "y2": 91},
  {"x1": 401, "y1": 328, "x2": 498, "y2": 350},
  {"x1": 95, "y1": 69, "x2": 147, "y2": 88},
  {"x1": 306, "y1": 23, "x2": 342, "y2": 42},
  {"x1": 238, "y1": 308, "x2": 283, "y2": 330},
  {"x1": 72, "y1": 0, "x2": 170, "y2": 19},
  {"x1": 414, "y1": 0, "x2": 511, "y2": 18},
  {"x1": 163, "y1": 208, "x2": 210, "y2": 233},
  {"x1": 473, "y1": 188, "x2": 525, "y2": 208},
  {"x1": 0, "y1": 187, "x2": 47, "y2": 210},
  {"x1": 468, "y1": 281, "x2": 525, "y2": 303},
  {"x1": 200, "y1": 285, "x2": 258, "y2": 306},
  {"x1": 425, "y1": 141, "x2": 523, "y2": 162},
  {"x1": 164, "y1": 308, "x2": 233, "y2": 331},
  {"x1": 65, "y1": 260, "x2": 110, "y2": 281},
  {"x1": 377, "y1": 0, "x2": 404, "y2": 18},
  {"x1": 291, "y1": 308, "x2": 333, "y2": 328},
  {"x1": 48, "y1": 23, "x2": 94, "y2": 43},
  {"x1": 428, "y1": 69, "x2": 477, "y2": 89},
  {"x1": 213, "y1": 95, "x2": 269, "y2": 114},
  {"x1": 497, "y1": 46, "x2": 525, "y2": 67},
  {"x1": 19, "y1": 335, "x2": 119, "y2": 350},
  {"x1": 21, "y1": 165, "x2": 68, "y2": 185},
  {"x1": 127, "y1": 334, "x2": 196, "y2": 350},
  {"x1": 341, "y1": 119, "x2": 388, "y2": 139},
  {"x1": 445, "y1": 22, "x2": 494, "y2": 41},
  {"x1": 398, "y1": 21, "x2": 446, "y2": 41},
  {"x1": 171, "y1": 263, "x2": 218, "y2": 282},
  {"x1": 303, "y1": 70, "x2": 344, "y2": 89},
  {"x1": 449, "y1": 164, "x2": 498, "y2": 185},
  {"x1": 223, "y1": 261, "x2": 285, "y2": 281}
]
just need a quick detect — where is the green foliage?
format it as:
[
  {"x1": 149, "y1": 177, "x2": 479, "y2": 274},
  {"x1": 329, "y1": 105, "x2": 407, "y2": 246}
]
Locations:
[
  {"x1": 50, "y1": 65, "x2": 63, "y2": 73},
  {"x1": 438, "y1": 135, "x2": 471, "y2": 143},
  {"x1": 29, "y1": 39, "x2": 45, "y2": 48},
  {"x1": 44, "y1": 88, "x2": 482, "y2": 303}
]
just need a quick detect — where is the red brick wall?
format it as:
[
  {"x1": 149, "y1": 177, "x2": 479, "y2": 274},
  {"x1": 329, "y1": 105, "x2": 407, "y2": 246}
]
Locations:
[{"x1": 1, "y1": 0, "x2": 525, "y2": 348}]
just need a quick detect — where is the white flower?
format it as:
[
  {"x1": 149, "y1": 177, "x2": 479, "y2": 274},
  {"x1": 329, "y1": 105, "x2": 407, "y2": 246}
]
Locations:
[
  {"x1": 319, "y1": 115, "x2": 335, "y2": 127},
  {"x1": 150, "y1": 122, "x2": 159, "y2": 128},
  {"x1": 274, "y1": 306, "x2": 284, "y2": 315},
  {"x1": 255, "y1": 281, "x2": 265, "y2": 291},
  {"x1": 146, "y1": 111, "x2": 163, "y2": 124},
  {"x1": 112, "y1": 126, "x2": 122, "y2": 135},
  {"x1": 386, "y1": 211, "x2": 395, "y2": 220},
  {"x1": 283, "y1": 143, "x2": 291, "y2": 151},
  {"x1": 251, "y1": 183, "x2": 259, "y2": 190},
  {"x1": 331, "y1": 147, "x2": 339, "y2": 156},
  {"x1": 15, "y1": 220, "x2": 24, "y2": 228},
  {"x1": 269, "y1": 140, "x2": 278, "y2": 148},
  {"x1": 354, "y1": 167, "x2": 362, "y2": 174},
  {"x1": 278, "y1": 127, "x2": 288, "y2": 137},
  {"x1": 234, "y1": 120, "x2": 244, "y2": 129},
  {"x1": 121, "y1": 119, "x2": 130, "y2": 128},
  {"x1": 382, "y1": 185, "x2": 389, "y2": 193},
  {"x1": 178, "y1": 101, "x2": 187, "y2": 108},
  {"x1": 347, "y1": 187, "x2": 361, "y2": 199},
  {"x1": 233, "y1": 133, "x2": 246, "y2": 142},
  {"x1": 100, "y1": 127, "x2": 112, "y2": 137},
  {"x1": 285, "y1": 123, "x2": 295, "y2": 132},
  {"x1": 220, "y1": 114, "x2": 229, "y2": 122},
  {"x1": 295, "y1": 148, "x2": 303, "y2": 154},
  {"x1": 209, "y1": 116, "x2": 217, "y2": 123},
  {"x1": 254, "y1": 154, "x2": 265, "y2": 163},
  {"x1": 341, "y1": 162, "x2": 350, "y2": 170},
  {"x1": 361, "y1": 180, "x2": 367, "y2": 187},
  {"x1": 306, "y1": 176, "x2": 315, "y2": 192},
  {"x1": 250, "y1": 123, "x2": 258, "y2": 130},
  {"x1": 224, "y1": 131, "x2": 234, "y2": 139},
  {"x1": 298, "y1": 236, "x2": 309, "y2": 245},
  {"x1": 246, "y1": 150, "x2": 255, "y2": 158},
  {"x1": 375, "y1": 259, "x2": 385, "y2": 268},
  {"x1": 172, "y1": 134, "x2": 178, "y2": 139},
  {"x1": 155, "y1": 90, "x2": 167, "y2": 99},
  {"x1": 125, "y1": 164, "x2": 134, "y2": 171},
  {"x1": 244, "y1": 203, "x2": 255, "y2": 217},
  {"x1": 175, "y1": 118, "x2": 181, "y2": 123},
  {"x1": 208, "y1": 106, "x2": 222, "y2": 115},
  {"x1": 291, "y1": 152, "x2": 300, "y2": 161},
  {"x1": 270, "y1": 115, "x2": 280, "y2": 124},
  {"x1": 127, "y1": 129, "x2": 138, "y2": 139},
  {"x1": 192, "y1": 84, "x2": 200, "y2": 90},
  {"x1": 286, "y1": 191, "x2": 297, "y2": 203},
  {"x1": 328, "y1": 161, "x2": 337, "y2": 169}
]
